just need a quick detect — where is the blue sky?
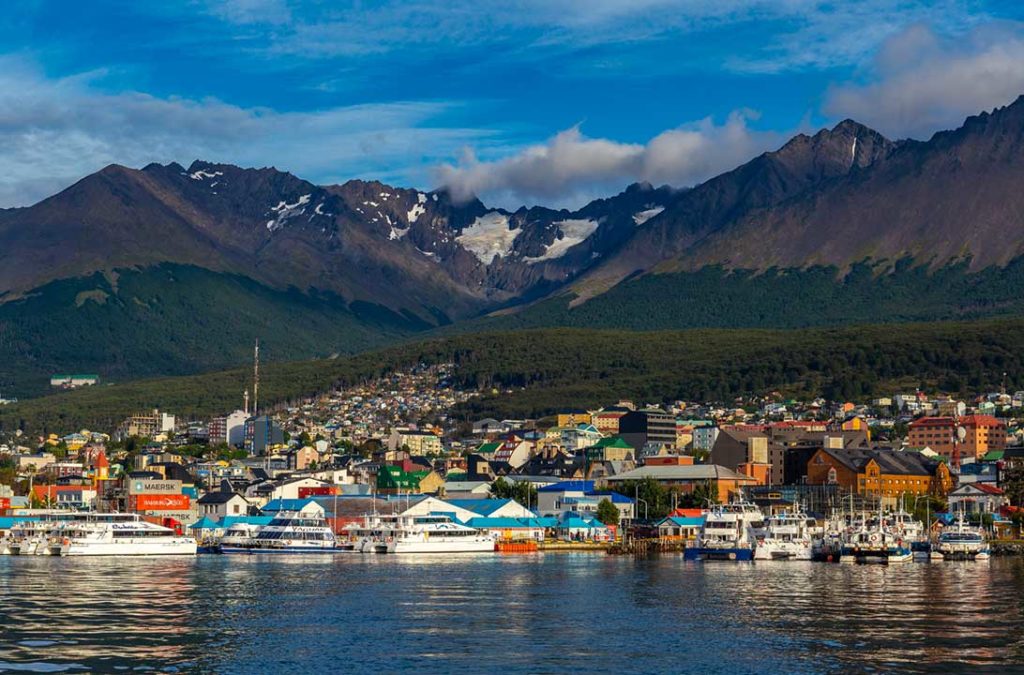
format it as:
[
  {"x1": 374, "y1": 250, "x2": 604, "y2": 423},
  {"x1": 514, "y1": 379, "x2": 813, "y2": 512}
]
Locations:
[{"x1": 1, "y1": 0, "x2": 1023, "y2": 208}]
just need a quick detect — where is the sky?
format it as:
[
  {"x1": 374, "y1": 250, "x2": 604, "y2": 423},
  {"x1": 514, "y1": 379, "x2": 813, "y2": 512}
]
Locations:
[{"x1": 1, "y1": 1, "x2": 1023, "y2": 209}]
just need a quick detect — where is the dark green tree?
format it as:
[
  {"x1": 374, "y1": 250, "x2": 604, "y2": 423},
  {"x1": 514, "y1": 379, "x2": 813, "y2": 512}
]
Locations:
[{"x1": 596, "y1": 498, "x2": 620, "y2": 526}]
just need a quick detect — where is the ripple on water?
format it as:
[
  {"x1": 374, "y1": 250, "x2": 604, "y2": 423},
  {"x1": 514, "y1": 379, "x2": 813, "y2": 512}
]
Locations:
[{"x1": 0, "y1": 555, "x2": 1022, "y2": 673}]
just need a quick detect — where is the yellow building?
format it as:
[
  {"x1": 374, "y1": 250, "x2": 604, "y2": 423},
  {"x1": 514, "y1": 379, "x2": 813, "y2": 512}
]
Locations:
[{"x1": 556, "y1": 412, "x2": 592, "y2": 427}]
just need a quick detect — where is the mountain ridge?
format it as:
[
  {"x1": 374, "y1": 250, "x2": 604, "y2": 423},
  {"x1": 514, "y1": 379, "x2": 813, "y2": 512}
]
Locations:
[{"x1": 6, "y1": 98, "x2": 1024, "y2": 398}]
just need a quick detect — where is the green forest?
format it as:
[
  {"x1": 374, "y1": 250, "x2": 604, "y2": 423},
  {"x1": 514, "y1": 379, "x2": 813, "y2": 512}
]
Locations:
[
  {"x1": 461, "y1": 258, "x2": 1024, "y2": 333},
  {"x1": 0, "y1": 263, "x2": 426, "y2": 398},
  {"x1": 4, "y1": 318, "x2": 1024, "y2": 435}
]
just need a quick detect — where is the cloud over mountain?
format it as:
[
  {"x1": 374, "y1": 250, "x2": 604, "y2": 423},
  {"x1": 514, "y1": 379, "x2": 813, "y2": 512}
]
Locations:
[
  {"x1": 436, "y1": 111, "x2": 785, "y2": 207},
  {"x1": 825, "y1": 24, "x2": 1024, "y2": 139}
]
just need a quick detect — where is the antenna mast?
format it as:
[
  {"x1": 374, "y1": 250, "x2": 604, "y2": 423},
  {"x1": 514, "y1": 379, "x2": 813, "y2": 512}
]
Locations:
[{"x1": 253, "y1": 339, "x2": 260, "y2": 416}]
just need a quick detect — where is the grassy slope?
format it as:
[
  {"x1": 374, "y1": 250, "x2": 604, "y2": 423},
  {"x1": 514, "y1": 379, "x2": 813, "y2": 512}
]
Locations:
[{"x1": 4, "y1": 319, "x2": 1024, "y2": 434}]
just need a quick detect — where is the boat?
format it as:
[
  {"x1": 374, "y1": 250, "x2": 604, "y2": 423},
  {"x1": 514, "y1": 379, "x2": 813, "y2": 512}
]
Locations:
[
  {"x1": 684, "y1": 501, "x2": 764, "y2": 562},
  {"x1": 351, "y1": 514, "x2": 494, "y2": 554},
  {"x1": 8, "y1": 513, "x2": 76, "y2": 555},
  {"x1": 214, "y1": 521, "x2": 264, "y2": 552},
  {"x1": 838, "y1": 516, "x2": 912, "y2": 564},
  {"x1": 221, "y1": 511, "x2": 341, "y2": 554},
  {"x1": 932, "y1": 513, "x2": 990, "y2": 561},
  {"x1": 57, "y1": 513, "x2": 197, "y2": 556},
  {"x1": 754, "y1": 508, "x2": 814, "y2": 561},
  {"x1": 886, "y1": 508, "x2": 930, "y2": 560}
]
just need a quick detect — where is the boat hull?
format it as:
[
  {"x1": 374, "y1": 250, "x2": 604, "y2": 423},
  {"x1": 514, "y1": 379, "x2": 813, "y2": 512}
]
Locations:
[
  {"x1": 63, "y1": 539, "x2": 198, "y2": 556},
  {"x1": 387, "y1": 540, "x2": 495, "y2": 554},
  {"x1": 838, "y1": 547, "x2": 913, "y2": 565},
  {"x1": 219, "y1": 545, "x2": 344, "y2": 554},
  {"x1": 684, "y1": 547, "x2": 754, "y2": 562},
  {"x1": 754, "y1": 542, "x2": 813, "y2": 561}
]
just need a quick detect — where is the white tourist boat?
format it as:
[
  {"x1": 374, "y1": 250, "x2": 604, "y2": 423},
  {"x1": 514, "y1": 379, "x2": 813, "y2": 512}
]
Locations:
[
  {"x1": 216, "y1": 522, "x2": 263, "y2": 551},
  {"x1": 56, "y1": 513, "x2": 197, "y2": 556},
  {"x1": 933, "y1": 513, "x2": 990, "y2": 561},
  {"x1": 839, "y1": 517, "x2": 912, "y2": 565},
  {"x1": 8, "y1": 514, "x2": 76, "y2": 555},
  {"x1": 221, "y1": 511, "x2": 340, "y2": 554},
  {"x1": 754, "y1": 509, "x2": 814, "y2": 561},
  {"x1": 353, "y1": 514, "x2": 494, "y2": 554},
  {"x1": 684, "y1": 500, "x2": 765, "y2": 562}
]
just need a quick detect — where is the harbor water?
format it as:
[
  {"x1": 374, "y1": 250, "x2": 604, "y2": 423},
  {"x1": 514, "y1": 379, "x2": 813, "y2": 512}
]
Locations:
[{"x1": 2, "y1": 554, "x2": 1023, "y2": 673}]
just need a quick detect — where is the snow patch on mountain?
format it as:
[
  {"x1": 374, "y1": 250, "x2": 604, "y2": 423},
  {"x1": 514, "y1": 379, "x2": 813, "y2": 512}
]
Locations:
[
  {"x1": 457, "y1": 212, "x2": 517, "y2": 264},
  {"x1": 190, "y1": 169, "x2": 223, "y2": 181},
  {"x1": 632, "y1": 207, "x2": 665, "y2": 225},
  {"x1": 266, "y1": 194, "x2": 311, "y2": 231},
  {"x1": 525, "y1": 219, "x2": 599, "y2": 263},
  {"x1": 407, "y1": 193, "x2": 427, "y2": 224}
]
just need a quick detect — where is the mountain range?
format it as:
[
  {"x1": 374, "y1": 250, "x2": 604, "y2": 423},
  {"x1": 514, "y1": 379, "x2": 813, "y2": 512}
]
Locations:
[{"x1": 5, "y1": 96, "x2": 1024, "y2": 397}]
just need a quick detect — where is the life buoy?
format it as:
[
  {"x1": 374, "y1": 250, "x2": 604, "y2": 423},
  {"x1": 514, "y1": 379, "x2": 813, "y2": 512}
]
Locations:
[
  {"x1": 62, "y1": 538, "x2": 69, "y2": 546},
  {"x1": 869, "y1": 534, "x2": 879, "y2": 543}
]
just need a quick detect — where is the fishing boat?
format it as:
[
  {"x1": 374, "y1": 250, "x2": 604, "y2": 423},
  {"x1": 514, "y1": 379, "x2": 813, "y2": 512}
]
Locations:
[
  {"x1": 221, "y1": 511, "x2": 340, "y2": 554},
  {"x1": 57, "y1": 513, "x2": 197, "y2": 556},
  {"x1": 887, "y1": 508, "x2": 930, "y2": 560},
  {"x1": 754, "y1": 508, "x2": 814, "y2": 561},
  {"x1": 684, "y1": 501, "x2": 764, "y2": 562},
  {"x1": 932, "y1": 513, "x2": 990, "y2": 561}
]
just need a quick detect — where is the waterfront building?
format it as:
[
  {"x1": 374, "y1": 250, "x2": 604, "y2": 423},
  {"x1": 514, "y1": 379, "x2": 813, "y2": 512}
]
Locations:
[
  {"x1": 947, "y1": 483, "x2": 1006, "y2": 514},
  {"x1": 805, "y1": 446, "x2": 953, "y2": 503},
  {"x1": 535, "y1": 480, "x2": 635, "y2": 519},
  {"x1": 604, "y1": 465, "x2": 759, "y2": 502}
]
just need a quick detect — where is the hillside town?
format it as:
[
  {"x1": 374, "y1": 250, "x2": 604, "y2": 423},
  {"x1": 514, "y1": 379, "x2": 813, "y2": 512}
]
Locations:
[{"x1": 1, "y1": 363, "x2": 1023, "y2": 552}]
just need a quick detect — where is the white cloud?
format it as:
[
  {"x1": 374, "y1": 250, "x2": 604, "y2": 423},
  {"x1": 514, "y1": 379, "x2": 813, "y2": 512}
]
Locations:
[
  {"x1": 824, "y1": 23, "x2": 1024, "y2": 139},
  {"x1": 0, "y1": 56, "x2": 492, "y2": 207},
  {"x1": 435, "y1": 111, "x2": 784, "y2": 208}
]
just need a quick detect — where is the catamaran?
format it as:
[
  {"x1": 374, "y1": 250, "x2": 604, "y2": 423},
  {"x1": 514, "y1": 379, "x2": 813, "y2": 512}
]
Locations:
[
  {"x1": 350, "y1": 514, "x2": 494, "y2": 554},
  {"x1": 220, "y1": 511, "x2": 341, "y2": 554},
  {"x1": 56, "y1": 513, "x2": 197, "y2": 556},
  {"x1": 754, "y1": 508, "x2": 814, "y2": 561}
]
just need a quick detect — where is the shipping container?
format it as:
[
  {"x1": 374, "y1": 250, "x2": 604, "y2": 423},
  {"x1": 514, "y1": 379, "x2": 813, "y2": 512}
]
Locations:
[
  {"x1": 298, "y1": 486, "x2": 339, "y2": 498},
  {"x1": 130, "y1": 494, "x2": 190, "y2": 511},
  {"x1": 128, "y1": 479, "x2": 183, "y2": 495}
]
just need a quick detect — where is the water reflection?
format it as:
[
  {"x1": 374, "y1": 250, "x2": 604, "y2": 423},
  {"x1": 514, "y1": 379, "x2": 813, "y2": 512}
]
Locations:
[{"x1": 1, "y1": 555, "x2": 1023, "y2": 673}]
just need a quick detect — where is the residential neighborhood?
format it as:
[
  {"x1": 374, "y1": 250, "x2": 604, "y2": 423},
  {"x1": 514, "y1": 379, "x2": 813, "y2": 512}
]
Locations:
[{"x1": 3, "y1": 366, "x2": 1024, "y2": 547}]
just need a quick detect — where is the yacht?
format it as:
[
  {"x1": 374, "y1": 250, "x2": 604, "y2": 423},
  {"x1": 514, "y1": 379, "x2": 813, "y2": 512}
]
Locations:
[
  {"x1": 221, "y1": 511, "x2": 340, "y2": 554},
  {"x1": 57, "y1": 513, "x2": 197, "y2": 556},
  {"x1": 754, "y1": 509, "x2": 814, "y2": 561},
  {"x1": 933, "y1": 513, "x2": 990, "y2": 561},
  {"x1": 684, "y1": 501, "x2": 765, "y2": 562},
  {"x1": 353, "y1": 514, "x2": 494, "y2": 554}
]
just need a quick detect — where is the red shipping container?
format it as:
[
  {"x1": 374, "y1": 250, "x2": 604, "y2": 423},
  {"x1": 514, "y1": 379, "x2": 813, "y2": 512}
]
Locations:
[
  {"x1": 0, "y1": 498, "x2": 10, "y2": 510},
  {"x1": 298, "y1": 486, "x2": 339, "y2": 498},
  {"x1": 131, "y1": 494, "x2": 190, "y2": 511}
]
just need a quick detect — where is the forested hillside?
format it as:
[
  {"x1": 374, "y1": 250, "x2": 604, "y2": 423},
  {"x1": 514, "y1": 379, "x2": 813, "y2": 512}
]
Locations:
[{"x1": 3, "y1": 319, "x2": 1023, "y2": 434}]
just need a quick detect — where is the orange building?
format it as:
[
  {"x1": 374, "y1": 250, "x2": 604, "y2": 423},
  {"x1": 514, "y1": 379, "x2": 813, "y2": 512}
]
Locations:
[
  {"x1": 806, "y1": 447, "x2": 953, "y2": 499},
  {"x1": 907, "y1": 415, "x2": 1006, "y2": 462}
]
